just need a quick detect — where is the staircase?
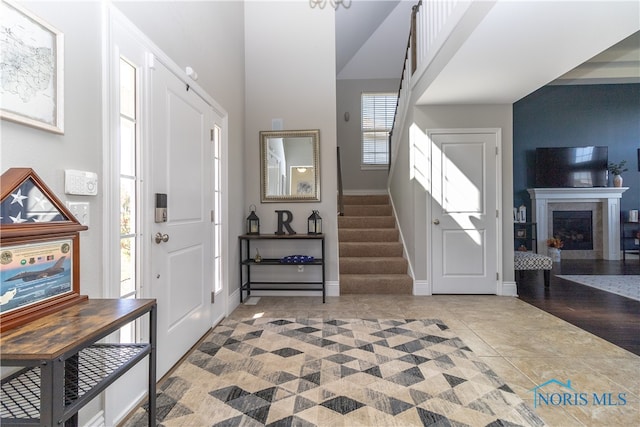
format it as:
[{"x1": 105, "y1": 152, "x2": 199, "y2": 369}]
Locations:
[{"x1": 338, "y1": 194, "x2": 413, "y2": 294}]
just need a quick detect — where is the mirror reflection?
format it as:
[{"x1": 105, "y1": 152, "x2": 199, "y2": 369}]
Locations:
[{"x1": 260, "y1": 130, "x2": 320, "y2": 202}]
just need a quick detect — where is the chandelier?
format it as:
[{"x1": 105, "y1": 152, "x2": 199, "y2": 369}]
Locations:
[{"x1": 309, "y1": 0, "x2": 352, "y2": 10}]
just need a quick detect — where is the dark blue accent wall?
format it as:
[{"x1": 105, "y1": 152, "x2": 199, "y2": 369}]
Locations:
[{"x1": 513, "y1": 84, "x2": 640, "y2": 216}]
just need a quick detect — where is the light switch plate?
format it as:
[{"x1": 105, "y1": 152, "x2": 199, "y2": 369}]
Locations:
[{"x1": 67, "y1": 202, "x2": 90, "y2": 226}]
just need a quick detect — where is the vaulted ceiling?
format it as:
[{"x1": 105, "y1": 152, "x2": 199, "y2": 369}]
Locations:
[
  {"x1": 336, "y1": 0, "x2": 415, "y2": 80},
  {"x1": 336, "y1": 0, "x2": 640, "y2": 102}
]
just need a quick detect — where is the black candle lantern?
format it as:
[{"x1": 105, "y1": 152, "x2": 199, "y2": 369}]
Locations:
[
  {"x1": 246, "y1": 205, "x2": 260, "y2": 235},
  {"x1": 307, "y1": 210, "x2": 322, "y2": 235}
]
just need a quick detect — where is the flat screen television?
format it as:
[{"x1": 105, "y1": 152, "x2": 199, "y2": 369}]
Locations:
[{"x1": 535, "y1": 146, "x2": 608, "y2": 188}]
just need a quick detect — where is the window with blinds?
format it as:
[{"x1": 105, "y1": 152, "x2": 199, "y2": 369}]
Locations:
[{"x1": 361, "y1": 92, "x2": 397, "y2": 168}]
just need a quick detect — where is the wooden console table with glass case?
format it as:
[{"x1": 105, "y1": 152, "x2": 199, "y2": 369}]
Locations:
[{"x1": 0, "y1": 299, "x2": 156, "y2": 426}]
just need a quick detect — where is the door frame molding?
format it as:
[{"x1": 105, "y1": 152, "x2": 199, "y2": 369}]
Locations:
[
  {"x1": 104, "y1": 5, "x2": 229, "y2": 307},
  {"x1": 425, "y1": 128, "x2": 504, "y2": 295},
  {"x1": 102, "y1": 5, "x2": 230, "y2": 424}
]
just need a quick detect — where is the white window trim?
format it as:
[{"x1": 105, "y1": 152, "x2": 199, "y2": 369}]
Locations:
[{"x1": 361, "y1": 92, "x2": 396, "y2": 168}]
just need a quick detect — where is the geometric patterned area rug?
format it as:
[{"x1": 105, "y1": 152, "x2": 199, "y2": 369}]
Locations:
[
  {"x1": 556, "y1": 275, "x2": 640, "y2": 302},
  {"x1": 125, "y1": 318, "x2": 545, "y2": 427}
]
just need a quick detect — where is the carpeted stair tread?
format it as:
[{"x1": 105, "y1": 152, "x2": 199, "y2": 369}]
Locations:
[
  {"x1": 342, "y1": 195, "x2": 390, "y2": 205},
  {"x1": 339, "y1": 242, "x2": 403, "y2": 257},
  {"x1": 340, "y1": 257, "x2": 408, "y2": 274},
  {"x1": 339, "y1": 274, "x2": 413, "y2": 294},
  {"x1": 338, "y1": 228, "x2": 399, "y2": 242},
  {"x1": 343, "y1": 205, "x2": 393, "y2": 216},
  {"x1": 338, "y1": 216, "x2": 396, "y2": 228}
]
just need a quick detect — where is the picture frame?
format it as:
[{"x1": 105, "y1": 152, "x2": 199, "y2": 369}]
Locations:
[
  {"x1": 0, "y1": 0, "x2": 64, "y2": 134},
  {"x1": 516, "y1": 228, "x2": 527, "y2": 239},
  {"x1": 290, "y1": 166, "x2": 315, "y2": 196},
  {"x1": 1, "y1": 237, "x2": 77, "y2": 316}
]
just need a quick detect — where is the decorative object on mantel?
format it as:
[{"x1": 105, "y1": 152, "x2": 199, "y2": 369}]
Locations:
[
  {"x1": 246, "y1": 204, "x2": 260, "y2": 235},
  {"x1": 608, "y1": 160, "x2": 628, "y2": 187},
  {"x1": 0, "y1": 168, "x2": 88, "y2": 331},
  {"x1": 307, "y1": 210, "x2": 322, "y2": 235},
  {"x1": 547, "y1": 237, "x2": 563, "y2": 262}
]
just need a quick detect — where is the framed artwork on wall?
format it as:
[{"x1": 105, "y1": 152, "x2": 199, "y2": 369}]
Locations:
[
  {"x1": 1, "y1": 238, "x2": 75, "y2": 316},
  {"x1": 0, "y1": 0, "x2": 64, "y2": 134}
]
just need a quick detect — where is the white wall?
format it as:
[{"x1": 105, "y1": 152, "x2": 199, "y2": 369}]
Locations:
[
  {"x1": 244, "y1": 1, "x2": 338, "y2": 285},
  {"x1": 336, "y1": 78, "x2": 399, "y2": 192},
  {"x1": 1, "y1": 2, "x2": 106, "y2": 424},
  {"x1": 389, "y1": 104, "x2": 515, "y2": 285},
  {"x1": 1, "y1": 1, "x2": 104, "y2": 299}
]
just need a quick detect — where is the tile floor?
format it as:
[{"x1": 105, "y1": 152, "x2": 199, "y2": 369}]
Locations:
[{"x1": 224, "y1": 295, "x2": 639, "y2": 426}]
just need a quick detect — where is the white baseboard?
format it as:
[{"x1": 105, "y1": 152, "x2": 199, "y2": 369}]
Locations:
[
  {"x1": 229, "y1": 288, "x2": 241, "y2": 313},
  {"x1": 326, "y1": 280, "x2": 340, "y2": 296},
  {"x1": 500, "y1": 281, "x2": 518, "y2": 296},
  {"x1": 413, "y1": 280, "x2": 431, "y2": 295},
  {"x1": 83, "y1": 410, "x2": 105, "y2": 427},
  {"x1": 343, "y1": 189, "x2": 388, "y2": 196}
]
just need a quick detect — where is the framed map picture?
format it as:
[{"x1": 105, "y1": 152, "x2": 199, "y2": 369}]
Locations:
[{"x1": 0, "y1": 0, "x2": 64, "y2": 134}]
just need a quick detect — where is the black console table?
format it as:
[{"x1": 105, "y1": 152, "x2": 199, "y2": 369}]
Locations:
[
  {"x1": 239, "y1": 234, "x2": 325, "y2": 303},
  {"x1": 621, "y1": 212, "x2": 640, "y2": 263},
  {"x1": 1, "y1": 299, "x2": 156, "y2": 426}
]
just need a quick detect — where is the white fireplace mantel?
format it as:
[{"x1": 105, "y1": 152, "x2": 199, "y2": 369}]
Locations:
[{"x1": 527, "y1": 187, "x2": 628, "y2": 260}]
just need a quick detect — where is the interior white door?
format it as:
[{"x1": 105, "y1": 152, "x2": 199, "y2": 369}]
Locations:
[
  {"x1": 430, "y1": 130, "x2": 498, "y2": 294},
  {"x1": 149, "y1": 59, "x2": 215, "y2": 377}
]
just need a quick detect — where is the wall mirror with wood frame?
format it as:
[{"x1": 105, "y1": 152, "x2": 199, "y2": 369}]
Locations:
[{"x1": 260, "y1": 129, "x2": 320, "y2": 202}]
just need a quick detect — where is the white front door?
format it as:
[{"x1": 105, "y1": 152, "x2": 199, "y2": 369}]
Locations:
[
  {"x1": 430, "y1": 130, "x2": 499, "y2": 294},
  {"x1": 148, "y1": 58, "x2": 217, "y2": 376}
]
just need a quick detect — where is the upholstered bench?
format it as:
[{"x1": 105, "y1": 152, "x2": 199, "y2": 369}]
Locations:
[{"x1": 514, "y1": 251, "x2": 552, "y2": 287}]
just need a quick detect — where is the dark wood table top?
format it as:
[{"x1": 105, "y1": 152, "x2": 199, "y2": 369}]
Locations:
[
  {"x1": 239, "y1": 234, "x2": 324, "y2": 239},
  {"x1": 1, "y1": 299, "x2": 156, "y2": 361}
]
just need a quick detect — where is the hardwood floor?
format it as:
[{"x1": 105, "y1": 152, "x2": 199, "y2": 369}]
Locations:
[{"x1": 516, "y1": 258, "x2": 640, "y2": 356}]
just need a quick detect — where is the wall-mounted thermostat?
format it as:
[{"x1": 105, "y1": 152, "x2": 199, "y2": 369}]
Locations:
[{"x1": 65, "y1": 170, "x2": 98, "y2": 196}]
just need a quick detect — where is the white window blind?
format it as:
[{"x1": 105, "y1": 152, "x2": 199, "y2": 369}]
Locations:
[{"x1": 361, "y1": 92, "x2": 397, "y2": 167}]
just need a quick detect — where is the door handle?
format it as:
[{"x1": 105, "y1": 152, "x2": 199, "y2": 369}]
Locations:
[
  {"x1": 155, "y1": 232, "x2": 169, "y2": 244},
  {"x1": 433, "y1": 219, "x2": 440, "y2": 225}
]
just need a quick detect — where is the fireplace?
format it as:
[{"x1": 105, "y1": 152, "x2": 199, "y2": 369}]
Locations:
[
  {"x1": 552, "y1": 211, "x2": 593, "y2": 250},
  {"x1": 527, "y1": 187, "x2": 628, "y2": 260}
]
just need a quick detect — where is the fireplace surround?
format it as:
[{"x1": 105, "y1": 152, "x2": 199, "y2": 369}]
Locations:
[{"x1": 527, "y1": 187, "x2": 628, "y2": 260}]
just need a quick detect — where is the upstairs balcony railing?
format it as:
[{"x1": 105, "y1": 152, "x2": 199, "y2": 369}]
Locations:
[{"x1": 389, "y1": 0, "x2": 464, "y2": 168}]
